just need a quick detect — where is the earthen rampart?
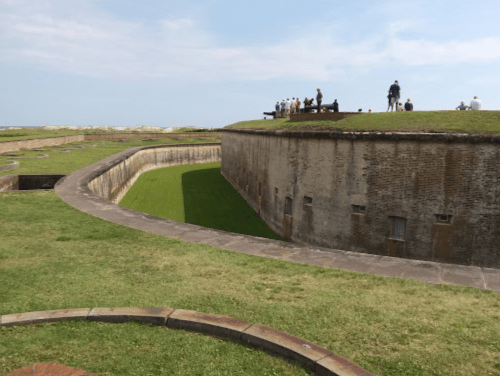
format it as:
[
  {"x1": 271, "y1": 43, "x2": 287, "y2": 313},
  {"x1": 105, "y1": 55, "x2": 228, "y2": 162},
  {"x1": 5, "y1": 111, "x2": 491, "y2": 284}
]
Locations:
[
  {"x1": 221, "y1": 129, "x2": 500, "y2": 268},
  {"x1": 0, "y1": 133, "x2": 220, "y2": 154}
]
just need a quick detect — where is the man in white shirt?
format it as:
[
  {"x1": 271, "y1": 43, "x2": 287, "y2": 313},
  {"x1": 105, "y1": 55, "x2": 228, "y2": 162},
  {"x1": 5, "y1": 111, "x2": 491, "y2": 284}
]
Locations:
[
  {"x1": 469, "y1": 96, "x2": 482, "y2": 110},
  {"x1": 285, "y1": 98, "x2": 291, "y2": 117}
]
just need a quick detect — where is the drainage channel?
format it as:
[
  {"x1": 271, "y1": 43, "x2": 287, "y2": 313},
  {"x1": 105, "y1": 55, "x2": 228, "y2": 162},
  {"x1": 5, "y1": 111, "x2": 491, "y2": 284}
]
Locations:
[{"x1": 0, "y1": 175, "x2": 66, "y2": 192}]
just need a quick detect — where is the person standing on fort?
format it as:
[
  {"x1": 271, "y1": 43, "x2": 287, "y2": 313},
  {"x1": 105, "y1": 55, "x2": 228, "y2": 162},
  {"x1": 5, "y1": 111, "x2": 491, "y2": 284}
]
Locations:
[
  {"x1": 303, "y1": 97, "x2": 310, "y2": 113},
  {"x1": 316, "y1": 88, "x2": 323, "y2": 112},
  {"x1": 296, "y1": 98, "x2": 301, "y2": 113},
  {"x1": 285, "y1": 98, "x2": 291, "y2": 117},
  {"x1": 404, "y1": 98, "x2": 413, "y2": 111},
  {"x1": 388, "y1": 80, "x2": 401, "y2": 111},
  {"x1": 333, "y1": 99, "x2": 339, "y2": 112},
  {"x1": 280, "y1": 99, "x2": 286, "y2": 117},
  {"x1": 275, "y1": 101, "x2": 280, "y2": 118},
  {"x1": 469, "y1": 96, "x2": 482, "y2": 110},
  {"x1": 290, "y1": 98, "x2": 296, "y2": 115}
]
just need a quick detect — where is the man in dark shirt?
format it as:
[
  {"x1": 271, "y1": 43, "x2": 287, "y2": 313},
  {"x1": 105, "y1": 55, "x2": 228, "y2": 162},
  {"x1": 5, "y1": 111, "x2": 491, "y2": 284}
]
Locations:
[
  {"x1": 388, "y1": 80, "x2": 401, "y2": 111},
  {"x1": 404, "y1": 99, "x2": 413, "y2": 111},
  {"x1": 333, "y1": 99, "x2": 339, "y2": 112},
  {"x1": 316, "y1": 88, "x2": 323, "y2": 112}
]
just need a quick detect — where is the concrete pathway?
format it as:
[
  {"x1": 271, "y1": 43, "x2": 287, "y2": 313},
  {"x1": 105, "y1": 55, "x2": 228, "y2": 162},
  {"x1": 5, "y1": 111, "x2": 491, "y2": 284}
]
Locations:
[{"x1": 55, "y1": 147, "x2": 500, "y2": 292}]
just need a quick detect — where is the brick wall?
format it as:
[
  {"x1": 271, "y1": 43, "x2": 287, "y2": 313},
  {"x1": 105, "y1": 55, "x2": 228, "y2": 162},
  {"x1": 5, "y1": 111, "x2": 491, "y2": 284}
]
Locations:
[
  {"x1": 0, "y1": 175, "x2": 19, "y2": 192},
  {"x1": 88, "y1": 144, "x2": 221, "y2": 203},
  {"x1": 221, "y1": 129, "x2": 500, "y2": 267}
]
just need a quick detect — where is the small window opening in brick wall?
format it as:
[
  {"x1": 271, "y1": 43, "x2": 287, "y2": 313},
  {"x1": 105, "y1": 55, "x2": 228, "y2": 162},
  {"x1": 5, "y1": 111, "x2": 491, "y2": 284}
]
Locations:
[
  {"x1": 275, "y1": 187, "x2": 279, "y2": 196},
  {"x1": 303, "y1": 196, "x2": 313, "y2": 207},
  {"x1": 285, "y1": 197, "x2": 293, "y2": 215},
  {"x1": 389, "y1": 216, "x2": 406, "y2": 240},
  {"x1": 352, "y1": 205, "x2": 366, "y2": 214},
  {"x1": 436, "y1": 214, "x2": 452, "y2": 224}
]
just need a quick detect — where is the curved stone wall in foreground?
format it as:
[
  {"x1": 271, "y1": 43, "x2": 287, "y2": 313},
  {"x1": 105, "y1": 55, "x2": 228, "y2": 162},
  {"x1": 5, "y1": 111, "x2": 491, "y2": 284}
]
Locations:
[
  {"x1": 221, "y1": 129, "x2": 500, "y2": 268},
  {"x1": 0, "y1": 307, "x2": 375, "y2": 376},
  {"x1": 87, "y1": 143, "x2": 221, "y2": 203}
]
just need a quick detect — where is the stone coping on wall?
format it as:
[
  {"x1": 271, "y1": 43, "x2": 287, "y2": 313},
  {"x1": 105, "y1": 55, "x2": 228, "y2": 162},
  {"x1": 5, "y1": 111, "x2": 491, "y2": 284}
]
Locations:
[
  {"x1": 53, "y1": 144, "x2": 500, "y2": 291},
  {"x1": 222, "y1": 128, "x2": 500, "y2": 143},
  {"x1": 0, "y1": 160, "x2": 19, "y2": 172},
  {"x1": 0, "y1": 307, "x2": 376, "y2": 376}
]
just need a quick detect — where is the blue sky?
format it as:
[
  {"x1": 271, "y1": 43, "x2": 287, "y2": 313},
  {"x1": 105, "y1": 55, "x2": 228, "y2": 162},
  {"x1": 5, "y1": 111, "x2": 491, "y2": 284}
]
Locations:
[{"x1": 1, "y1": 0, "x2": 499, "y2": 128}]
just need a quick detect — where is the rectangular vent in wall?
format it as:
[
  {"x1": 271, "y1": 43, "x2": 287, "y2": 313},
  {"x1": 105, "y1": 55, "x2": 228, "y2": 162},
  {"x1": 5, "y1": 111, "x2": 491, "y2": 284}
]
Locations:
[
  {"x1": 389, "y1": 216, "x2": 406, "y2": 240},
  {"x1": 303, "y1": 196, "x2": 313, "y2": 207},
  {"x1": 352, "y1": 205, "x2": 366, "y2": 214},
  {"x1": 285, "y1": 197, "x2": 293, "y2": 215},
  {"x1": 436, "y1": 214, "x2": 452, "y2": 224}
]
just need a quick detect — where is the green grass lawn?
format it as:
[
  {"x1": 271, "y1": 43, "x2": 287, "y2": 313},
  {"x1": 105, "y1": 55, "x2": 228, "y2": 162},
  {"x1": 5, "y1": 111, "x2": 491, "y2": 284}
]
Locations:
[
  {"x1": 226, "y1": 111, "x2": 500, "y2": 133},
  {"x1": 2, "y1": 321, "x2": 309, "y2": 376},
  {"x1": 0, "y1": 138, "x2": 221, "y2": 177},
  {"x1": 1, "y1": 191, "x2": 499, "y2": 376},
  {"x1": 119, "y1": 163, "x2": 284, "y2": 241}
]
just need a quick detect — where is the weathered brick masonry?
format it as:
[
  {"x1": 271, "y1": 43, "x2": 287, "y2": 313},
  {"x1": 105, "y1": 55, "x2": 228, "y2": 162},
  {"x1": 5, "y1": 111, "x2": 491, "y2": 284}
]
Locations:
[{"x1": 221, "y1": 129, "x2": 500, "y2": 267}]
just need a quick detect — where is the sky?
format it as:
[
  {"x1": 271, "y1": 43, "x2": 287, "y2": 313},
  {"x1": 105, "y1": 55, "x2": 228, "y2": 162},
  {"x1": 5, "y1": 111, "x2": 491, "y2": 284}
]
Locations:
[{"x1": 1, "y1": 0, "x2": 499, "y2": 128}]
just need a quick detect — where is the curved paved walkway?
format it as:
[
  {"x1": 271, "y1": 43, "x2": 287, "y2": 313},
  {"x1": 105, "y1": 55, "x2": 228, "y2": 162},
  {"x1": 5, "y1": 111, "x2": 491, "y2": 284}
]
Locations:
[
  {"x1": 54, "y1": 146, "x2": 500, "y2": 291},
  {"x1": 1, "y1": 307, "x2": 374, "y2": 376}
]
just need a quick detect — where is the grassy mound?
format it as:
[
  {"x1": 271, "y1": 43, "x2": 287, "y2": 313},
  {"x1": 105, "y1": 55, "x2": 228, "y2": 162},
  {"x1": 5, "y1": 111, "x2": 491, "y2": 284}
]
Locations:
[
  {"x1": 119, "y1": 162, "x2": 284, "y2": 240},
  {"x1": 0, "y1": 138, "x2": 221, "y2": 177},
  {"x1": 226, "y1": 111, "x2": 500, "y2": 133}
]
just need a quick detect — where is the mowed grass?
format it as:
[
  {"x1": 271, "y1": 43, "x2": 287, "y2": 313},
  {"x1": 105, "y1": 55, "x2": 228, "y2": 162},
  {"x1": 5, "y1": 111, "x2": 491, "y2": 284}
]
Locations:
[
  {"x1": 0, "y1": 137, "x2": 221, "y2": 177},
  {"x1": 226, "y1": 111, "x2": 500, "y2": 133},
  {"x1": 0, "y1": 128, "x2": 219, "y2": 141},
  {"x1": 2, "y1": 321, "x2": 310, "y2": 376},
  {"x1": 119, "y1": 163, "x2": 284, "y2": 240},
  {"x1": 1, "y1": 191, "x2": 499, "y2": 376}
]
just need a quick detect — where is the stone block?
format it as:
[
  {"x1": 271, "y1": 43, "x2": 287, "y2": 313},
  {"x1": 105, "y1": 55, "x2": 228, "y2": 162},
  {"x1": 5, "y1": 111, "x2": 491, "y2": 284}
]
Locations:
[
  {"x1": 87, "y1": 307, "x2": 173, "y2": 326},
  {"x1": 316, "y1": 354, "x2": 376, "y2": 376},
  {"x1": 1, "y1": 309, "x2": 91, "y2": 327},
  {"x1": 242, "y1": 324, "x2": 332, "y2": 370},
  {"x1": 167, "y1": 309, "x2": 251, "y2": 340}
]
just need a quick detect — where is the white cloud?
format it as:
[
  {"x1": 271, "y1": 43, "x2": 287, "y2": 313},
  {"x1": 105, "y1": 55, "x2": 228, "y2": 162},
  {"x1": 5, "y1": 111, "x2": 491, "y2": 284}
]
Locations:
[{"x1": 1, "y1": 0, "x2": 500, "y2": 81}]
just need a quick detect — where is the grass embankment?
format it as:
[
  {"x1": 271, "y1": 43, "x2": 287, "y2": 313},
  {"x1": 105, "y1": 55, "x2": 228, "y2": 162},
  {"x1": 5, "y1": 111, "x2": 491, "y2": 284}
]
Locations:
[
  {"x1": 1, "y1": 191, "x2": 499, "y2": 376},
  {"x1": 227, "y1": 111, "x2": 500, "y2": 133},
  {"x1": 119, "y1": 163, "x2": 284, "y2": 240},
  {"x1": 0, "y1": 137, "x2": 221, "y2": 177},
  {"x1": 0, "y1": 128, "x2": 219, "y2": 142}
]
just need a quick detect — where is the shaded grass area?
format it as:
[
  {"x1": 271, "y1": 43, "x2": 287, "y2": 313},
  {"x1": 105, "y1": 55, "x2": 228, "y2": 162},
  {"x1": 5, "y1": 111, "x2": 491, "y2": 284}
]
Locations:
[
  {"x1": 0, "y1": 138, "x2": 221, "y2": 177},
  {"x1": 226, "y1": 111, "x2": 500, "y2": 133},
  {"x1": 1, "y1": 192, "x2": 499, "y2": 376},
  {"x1": 1, "y1": 321, "x2": 310, "y2": 376},
  {"x1": 119, "y1": 163, "x2": 283, "y2": 240}
]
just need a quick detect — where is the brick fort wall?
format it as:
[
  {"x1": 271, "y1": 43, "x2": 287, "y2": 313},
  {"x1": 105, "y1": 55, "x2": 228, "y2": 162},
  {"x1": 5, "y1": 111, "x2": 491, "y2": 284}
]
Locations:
[{"x1": 221, "y1": 129, "x2": 500, "y2": 268}]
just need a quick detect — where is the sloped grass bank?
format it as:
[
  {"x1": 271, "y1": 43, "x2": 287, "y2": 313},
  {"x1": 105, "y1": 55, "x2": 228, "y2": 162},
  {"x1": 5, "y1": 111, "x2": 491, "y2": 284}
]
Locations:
[
  {"x1": 119, "y1": 163, "x2": 284, "y2": 240},
  {"x1": 0, "y1": 137, "x2": 221, "y2": 177},
  {"x1": 1, "y1": 191, "x2": 499, "y2": 376},
  {"x1": 226, "y1": 111, "x2": 500, "y2": 133}
]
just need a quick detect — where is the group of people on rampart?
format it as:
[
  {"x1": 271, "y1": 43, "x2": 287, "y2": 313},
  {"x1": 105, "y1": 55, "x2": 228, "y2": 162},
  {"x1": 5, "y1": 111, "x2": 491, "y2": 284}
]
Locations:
[
  {"x1": 274, "y1": 89, "x2": 339, "y2": 118},
  {"x1": 269, "y1": 80, "x2": 483, "y2": 117}
]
